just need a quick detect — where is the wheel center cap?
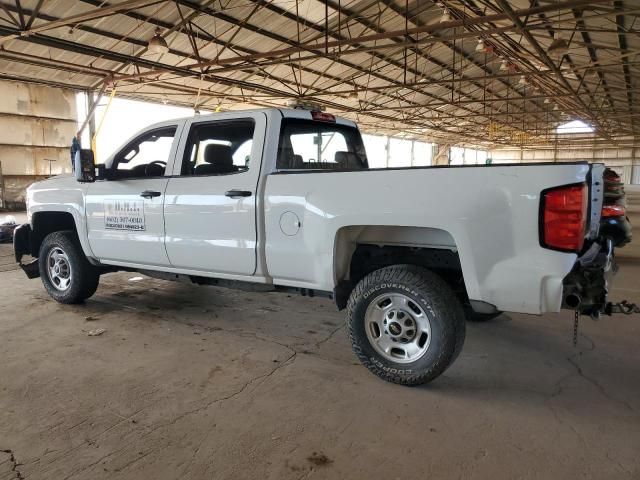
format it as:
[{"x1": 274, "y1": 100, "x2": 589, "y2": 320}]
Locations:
[{"x1": 388, "y1": 322, "x2": 402, "y2": 336}]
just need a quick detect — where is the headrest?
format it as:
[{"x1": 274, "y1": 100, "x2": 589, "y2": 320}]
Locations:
[
  {"x1": 204, "y1": 144, "x2": 233, "y2": 167},
  {"x1": 335, "y1": 151, "x2": 362, "y2": 169},
  {"x1": 278, "y1": 147, "x2": 305, "y2": 169},
  {"x1": 145, "y1": 163, "x2": 165, "y2": 177}
]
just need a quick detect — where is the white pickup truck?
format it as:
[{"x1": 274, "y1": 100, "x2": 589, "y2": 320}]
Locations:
[{"x1": 14, "y1": 106, "x2": 622, "y2": 385}]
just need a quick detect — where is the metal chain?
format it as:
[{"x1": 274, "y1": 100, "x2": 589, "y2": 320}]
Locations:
[
  {"x1": 609, "y1": 300, "x2": 640, "y2": 315},
  {"x1": 573, "y1": 310, "x2": 579, "y2": 347}
]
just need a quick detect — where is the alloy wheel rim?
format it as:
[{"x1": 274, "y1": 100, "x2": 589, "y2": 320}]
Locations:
[
  {"x1": 47, "y1": 247, "x2": 72, "y2": 291},
  {"x1": 364, "y1": 292, "x2": 432, "y2": 363}
]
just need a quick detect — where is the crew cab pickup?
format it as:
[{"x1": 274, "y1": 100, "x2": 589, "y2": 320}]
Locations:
[{"x1": 13, "y1": 107, "x2": 622, "y2": 385}]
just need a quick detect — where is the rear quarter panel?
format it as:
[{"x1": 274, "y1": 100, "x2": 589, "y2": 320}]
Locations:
[{"x1": 264, "y1": 163, "x2": 591, "y2": 314}]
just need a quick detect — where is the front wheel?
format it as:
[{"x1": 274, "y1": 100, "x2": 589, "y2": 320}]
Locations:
[
  {"x1": 38, "y1": 231, "x2": 100, "y2": 304},
  {"x1": 346, "y1": 265, "x2": 465, "y2": 386}
]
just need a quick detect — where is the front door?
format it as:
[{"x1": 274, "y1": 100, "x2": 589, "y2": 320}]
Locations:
[
  {"x1": 85, "y1": 124, "x2": 181, "y2": 266},
  {"x1": 163, "y1": 113, "x2": 266, "y2": 275}
]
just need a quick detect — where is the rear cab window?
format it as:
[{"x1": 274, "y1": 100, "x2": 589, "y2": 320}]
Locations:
[{"x1": 276, "y1": 119, "x2": 368, "y2": 171}]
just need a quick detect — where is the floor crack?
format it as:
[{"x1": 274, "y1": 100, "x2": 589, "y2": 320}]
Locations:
[
  {"x1": 1, "y1": 449, "x2": 25, "y2": 480},
  {"x1": 563, "y1": 333, "x2": 636, "y2": 413}
]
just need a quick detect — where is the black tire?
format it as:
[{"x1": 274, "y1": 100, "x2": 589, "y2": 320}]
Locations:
[
  {"x1": 464, "y1": 306, "x2": 502, "y2": 322},
  {"x1": 38, "y1": 230, "x2": 100, "y2": 304},
  {"x1": 346, "y1": 265, "x2": 466, "y2": 386}
]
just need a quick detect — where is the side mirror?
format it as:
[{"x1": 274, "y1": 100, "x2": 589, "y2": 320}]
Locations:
[{"x1": 74, "y1": 149, "x2": 96, "y2": 183}]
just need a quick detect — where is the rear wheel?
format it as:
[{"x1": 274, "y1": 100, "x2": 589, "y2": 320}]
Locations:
[
  {"x1": 347, "y1": 265, "x2": 465, "y2": 386},
  {"x1": 39, "y1": 231, "x2": 100, "y2": 304}
]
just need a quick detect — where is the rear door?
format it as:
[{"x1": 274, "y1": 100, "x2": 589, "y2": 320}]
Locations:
[
  {"x1": 163, "y1": 112, "x2": 267, "y2": 274},
  {"x1": 85, "y1": 123, "x2": 182, "y2": 266}
]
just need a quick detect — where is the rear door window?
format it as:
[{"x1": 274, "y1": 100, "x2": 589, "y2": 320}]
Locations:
[{"x1": 179, "y1": 120, "x2": 255, "y2": 176}]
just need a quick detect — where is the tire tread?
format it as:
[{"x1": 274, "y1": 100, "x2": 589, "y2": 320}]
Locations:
[
  {"x1": 38, "y1": 230, "x2": 100, "y2": 304},
  {"x1": 346, "y1": 264, "x2": 465, "y2": 386}
]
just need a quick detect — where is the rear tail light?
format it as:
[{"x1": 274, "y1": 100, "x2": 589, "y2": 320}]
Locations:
[
  {"x1": 541, "y1": 184, "x2": 588, "y2": 252},
  {"x1": 602, "y1": 204, "x2": 626, "y2": 218}
]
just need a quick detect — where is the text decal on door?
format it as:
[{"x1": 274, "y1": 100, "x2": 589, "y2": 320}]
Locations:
[{"x1": 104, "y1": 199, "x2": 146, "y2": 231}]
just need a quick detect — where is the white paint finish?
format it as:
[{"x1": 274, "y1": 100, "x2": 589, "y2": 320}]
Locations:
[
  {"x1": 163, "y1": 112, "x2": 267, "y2": 274},
  {"x1": 279, "y1": 211, "x2": 301, "y2": 236},
  {"x1": 264, "y1": 163, "x2": 589, "y2": 314},
  {"x1": 25, "y1": 108, "x2": 599, "y2": 316},
  {"x1": 98, "y1": 259, "x2": 269, "y2": 284},
  {"x1": 85, "y1": 178, "x2": 171, "y2": 265},
  {"x1": 163, "y1": 173, "x2": 258, "y2": 273},
  {"x1": 27, "y1": 175, "x2": 95, "y2": 259},
  {"x1": 85, "y1": 119, "x2": 185, "y2": 266}
]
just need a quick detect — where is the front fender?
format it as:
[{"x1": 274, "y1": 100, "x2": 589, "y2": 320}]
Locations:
[{"x1": 28, "y1": 176, "x2": 96, "y2": 260}]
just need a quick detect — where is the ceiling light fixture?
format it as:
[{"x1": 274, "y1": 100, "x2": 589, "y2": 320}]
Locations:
[
  {"x1": 518, "y1": 75, "x2": 527, "y2": 86},
  {"x1": 147, "y1": 27, "x2": 169, "y2": 54},
  {"x1": 475, "y1": 39, "x2": 485, "y2": 52},
  {"x1": 548, "y1": 34, "x2": 568, "y2": 57},
  {"x1": 440, "y1": 8, "x2": 452, "y2": 23},
  {"x1": 544, "y1": 98, "x2": 550, "y2": 104},
  {"x1": 499, "y1": 59, "x2": 509, "y2": 71}
]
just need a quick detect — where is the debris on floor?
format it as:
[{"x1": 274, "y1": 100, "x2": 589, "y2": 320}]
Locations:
[
  {"x1": 86, "y1": 328, "x2": 106, "y2": 336},
  {"x1": 306, "y1": 452, "x2": 332, "y2": 466}
]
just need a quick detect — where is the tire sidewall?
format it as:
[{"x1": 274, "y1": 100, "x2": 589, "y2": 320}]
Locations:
[
  {"x1": 350, "y1": 277, "x2": 453, "y2": 379},
  {"x1": 38, "y1": 232, "x2": 91, "y2": 303}
]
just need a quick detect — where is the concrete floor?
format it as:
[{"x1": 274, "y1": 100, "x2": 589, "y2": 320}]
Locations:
[{"x1": 1, "y1": 200, "x2": 640, "y2": 480}]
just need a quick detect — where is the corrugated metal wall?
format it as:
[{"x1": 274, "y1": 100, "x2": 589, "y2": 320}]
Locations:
[{"x1": 0, "y1": 80, "x2": 77, "y2": 209}]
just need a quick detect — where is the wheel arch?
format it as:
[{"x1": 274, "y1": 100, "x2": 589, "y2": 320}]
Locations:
[
  {"x1": 333, "y1": 225, "x2": 470, "y2": 310},
  {"x1": 30, "y1": 210, "x2": 94, "y2": 261}
]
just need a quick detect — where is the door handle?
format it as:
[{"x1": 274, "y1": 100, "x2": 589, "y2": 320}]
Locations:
[
  {"x1": 225, "y1": 190, "x2": 252, "y2": 198},
  {"x1": 140, "y1": 190, "x2": 161, "y2": 199}
]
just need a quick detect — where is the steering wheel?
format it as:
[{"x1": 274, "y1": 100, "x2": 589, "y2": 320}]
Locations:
[{"x1": 145, "y1": 160, "x2": 167, "y2": 176}]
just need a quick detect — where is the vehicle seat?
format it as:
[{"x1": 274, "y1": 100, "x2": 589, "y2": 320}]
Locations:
[
  {"x1": 130, "y1": 164, "x2": 148, "y2": 177},
  {"x1": 335, "y1": 151, "x2": 363, "y2": 169},
  {"x1": 278, "y1": 147, "x2": 305, "y2": 169},
  {"x1": 145, "y1": 162, "x2": 165, "y2": 177},
  {"x1": 194, "y1": 144, "x2": 238, "y2": 175}
]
